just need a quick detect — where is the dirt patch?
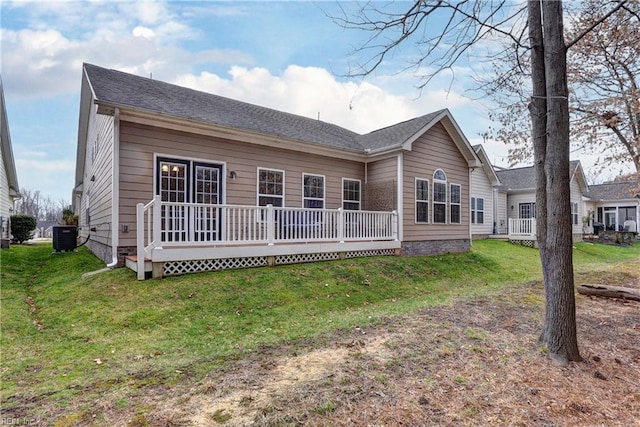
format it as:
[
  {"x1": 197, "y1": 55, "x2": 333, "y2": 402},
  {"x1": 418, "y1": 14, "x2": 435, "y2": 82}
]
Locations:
[{"x1": 121, "y1": 278, "x2": 640, "y2": 427}]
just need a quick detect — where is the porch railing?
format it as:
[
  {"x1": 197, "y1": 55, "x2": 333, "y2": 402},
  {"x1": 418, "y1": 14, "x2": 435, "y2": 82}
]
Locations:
[
  {"x1": 136, "y1": 196, "x2": 398, "y2": 279},
  {"x1": 508, "y1": 218, "x2": 536, "y2": 237}
]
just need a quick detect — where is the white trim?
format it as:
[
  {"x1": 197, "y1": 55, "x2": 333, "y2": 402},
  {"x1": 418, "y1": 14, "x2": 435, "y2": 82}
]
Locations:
[
  {"x1": 450, "y1": 183, "x2": 462, "y2": 224},
  {"x1": 396, "y1": 152, "x2": 403, "y2": 242},
  {"x1": 302, "y1": 172, "x2": 326, "y2": 209},
  {"x1": 257, "y1": 167, "x2": 285, "y2": 207},
  {"x1": 414, "y1": 177, "x2": 430, "y2": 224},
  {"x1": 151, "y1": 240, "x2": 401, "y2": 263},
  {"x1": 152, "y1": 153, "x2": 226, "y2": 203},
  {"x1": 433, "y1": 170, "x2": 447, "y2": 224},
  {"x1": 341, "y1": 177, "x2": 362, "y2": 210}
]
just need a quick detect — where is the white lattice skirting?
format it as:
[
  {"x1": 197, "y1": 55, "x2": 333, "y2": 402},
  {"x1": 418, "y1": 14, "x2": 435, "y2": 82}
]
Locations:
[
  {"x1": 163, "y1": 256, "x2": 269, "y2": 276},
  {"x1": 509, "y1": 239, "x2": 537, "y2": 248},
  {"x1": 162, "y1": 249, "x2": 396, "y2": 276}
]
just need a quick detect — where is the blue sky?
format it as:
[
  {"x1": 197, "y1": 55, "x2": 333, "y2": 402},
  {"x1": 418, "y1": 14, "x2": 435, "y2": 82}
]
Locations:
[{"x1": 1, "y1": 0, "x2": 592, "y2": 203}]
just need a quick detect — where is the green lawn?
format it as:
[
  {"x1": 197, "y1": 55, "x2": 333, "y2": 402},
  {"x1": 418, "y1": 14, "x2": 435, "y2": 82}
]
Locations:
[{"x1": 1, "y1": 239, "x2": 638, "y2": 416}]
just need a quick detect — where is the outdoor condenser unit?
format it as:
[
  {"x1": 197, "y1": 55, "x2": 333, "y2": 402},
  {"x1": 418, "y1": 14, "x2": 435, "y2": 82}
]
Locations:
[{"x1": 52, "y1": 226, "x2": 78, "y2": 252}]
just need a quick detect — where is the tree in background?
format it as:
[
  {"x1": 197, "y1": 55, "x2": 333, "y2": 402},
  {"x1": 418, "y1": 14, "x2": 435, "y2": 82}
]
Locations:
[
  {"x1": 485, "y1": 0, "x2": 639, "y2": 177},
  {"x1": 333, "y1": 0, "x2": 629, "y2": 365},
  {"x1": 568, "y1": 0, "x2": 640, "y2": 175},
  {"x1": 15, "y1": 188, "x2": 69, "y2": 224}
]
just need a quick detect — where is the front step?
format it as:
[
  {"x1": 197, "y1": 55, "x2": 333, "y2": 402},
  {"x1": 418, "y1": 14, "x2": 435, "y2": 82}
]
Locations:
[{"x1": 125, "y1": 255, "x2": 152, "y2": 274}]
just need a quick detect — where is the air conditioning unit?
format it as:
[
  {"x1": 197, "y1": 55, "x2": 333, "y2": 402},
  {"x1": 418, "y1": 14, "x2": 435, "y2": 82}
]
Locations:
[{"x1": 53, "y1": 226, "x2": 78, "y2": 252}]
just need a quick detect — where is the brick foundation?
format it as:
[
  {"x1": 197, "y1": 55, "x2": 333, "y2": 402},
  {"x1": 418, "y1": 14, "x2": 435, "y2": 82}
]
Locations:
[{"x1": 401, "y1": 239, "x2": 470, "y2": 256}]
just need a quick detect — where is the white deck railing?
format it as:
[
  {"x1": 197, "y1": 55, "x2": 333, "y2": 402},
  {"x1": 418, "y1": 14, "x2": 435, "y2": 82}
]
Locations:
[
  {"x1": 509, "y1": 218, "x2": 536, "y2": 237},
  {"x1": 136, "y1": 196, "x2": 398, "y2": 279}
]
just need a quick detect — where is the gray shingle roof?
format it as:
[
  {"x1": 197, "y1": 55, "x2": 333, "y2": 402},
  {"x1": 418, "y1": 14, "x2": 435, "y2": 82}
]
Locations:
[
  {"x1": 495, "y1": 160, "x2": 581, "y2": 190},
  {"x1": 84, "y1": 63, "x2": 446, "y2": 153},
  {"x1": 357, "y1": 111, "x2": 445, "y2": 151},
  {"x1": 585, "y1": 181, "x2": 640, "y2": 201}
]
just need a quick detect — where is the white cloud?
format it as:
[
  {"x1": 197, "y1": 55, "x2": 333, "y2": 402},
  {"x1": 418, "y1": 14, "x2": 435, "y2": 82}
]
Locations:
[
  {"x1": 132, "y1": 26, "x2": 155, "y2": 39},
  {"x1": 1, "y1": 1, "x2": 252, "y2": 100},
  {"x1": 176, "y1": 65, "x2": 474, "y2": 134}
]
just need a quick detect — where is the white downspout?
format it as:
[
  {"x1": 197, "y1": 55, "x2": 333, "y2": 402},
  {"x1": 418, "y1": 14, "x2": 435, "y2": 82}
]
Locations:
[
  {"x1": 107, "y1": 108, "x2": 120, "y2": 268},
  {"x1": 469, "y1": 168, "x2": 473, "y2": 246},
  {"x1": 396, "y1": 152, "x2": 403, "y2": 242}
]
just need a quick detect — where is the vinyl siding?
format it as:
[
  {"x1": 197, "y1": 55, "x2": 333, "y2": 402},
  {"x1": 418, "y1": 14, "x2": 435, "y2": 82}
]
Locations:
[
  {"x1": 506, "y1": 192, "x2": 536, "y2": 220},
  {"x1": 470, "y1": 168, "x2": 494, "y2": 236},
  {"x1": 402, "y1": 122, "x2": 470, "y2": 241},
  {"x1": 365, "y1": 156, "x2": 397, "y2": 211},
  {"x1": 118, "y1": 121, "x2": 365, "y2": 247},
  {"x1": 570, "y1": 175, "x2": 584, "y2": 235},
  {"x1": 0, "y1": 142, "x2": 10, "y2": 239},
  {"x1": 495, "y1": 190, "x2": 508, "y2": 234},
  {"x1": 79, "y1": 107, "x2": 114, "y2": 249}
]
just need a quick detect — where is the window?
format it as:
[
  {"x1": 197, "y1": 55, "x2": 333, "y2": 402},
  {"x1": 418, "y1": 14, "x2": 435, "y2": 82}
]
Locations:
[
  {"x1": 471, "y1": 197, "x2": 485, "y2": 224},
  {"x1": 572, "y1": 202, "x2": 579, "y2": 225},
  {"x1": 257, "y1": 168, "x2": 284, "y2": 207},
  {"x1": 303, "y1": 174, "x2": 325, "y2": 208},
  {"x1": 433, "y1": 170, "x2": 447, "y2": 223},
  {"x1": 342, "y1": 179, "x2": 361, "y2": 210},
  {"x1": 450, "y1": 184, "x2": 461, "y2": 224},
  {"x1": 519, "y1": 203, "x2": 536, "y2": 219},
  {"x1": 415, "y1": 178, "x2": 429, "y2": 223}
]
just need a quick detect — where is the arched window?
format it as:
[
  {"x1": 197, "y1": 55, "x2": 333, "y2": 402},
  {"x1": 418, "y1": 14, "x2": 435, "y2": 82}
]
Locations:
[
  {"x1": 433, "y1": 170, "x2": 447, "y2": 223},
  {"x1": 434, "y1": 169, "x2": 446, "y2": 181}
]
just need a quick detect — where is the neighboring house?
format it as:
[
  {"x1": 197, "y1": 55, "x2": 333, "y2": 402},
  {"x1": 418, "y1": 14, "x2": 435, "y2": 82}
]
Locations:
[
  {"x1": 74, "y1": 64, "x2": 481, "y2": 279},
  {"x1": 495, "y1": 160, "x2": 589, "y2": 243},
  {"x1": 470, "y1": 145, "x2": 502, "y2": 238},
  {"x1": 584, "y1": 181, "x2": 639, "y2": 233},
  {"x1": 0, "y1": 77, "x2": 21, "y2": 248}
]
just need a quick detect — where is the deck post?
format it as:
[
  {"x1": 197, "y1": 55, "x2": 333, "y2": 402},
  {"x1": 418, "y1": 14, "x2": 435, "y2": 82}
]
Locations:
[
  {"x1": 136, "y1": 202, "x2": 145, "y2": 280},
  {"x1": 392, "y1": 210, "x2": 399, "y2": 241},
  {"x1": 152, "y1": 195, "x2": 162, "y2": 247},
  {"x1": 267, "y1": 204, "x2": 275, "y2": 245},
  {"x1": 337, "y1": 208, "x2": 344, "y2": 243}
]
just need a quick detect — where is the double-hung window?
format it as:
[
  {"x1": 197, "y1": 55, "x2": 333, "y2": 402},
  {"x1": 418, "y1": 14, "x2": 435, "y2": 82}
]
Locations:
[
  {"x1": 450, "y1": 184, "x2": 461, "y2": 224},
  {"x1": 433, "y1": 170, "x2": 447, "y2": 224},
  {"x1": 257, "y1": 168, "x2": 284, "y2": 207},
  {"x1": 471, "y1": 197, "x2": 485, "y2": 224},
  {"x1": 415, "y1": 178, "x2": 429, "y2": 223},
  {"x1": 572, "y1": 202, "x2": 579, "y2": 225},
  {"x1": 303, "y1": 174, "x2": 325, "y2": 208},
  {"x1": 342, "y1": 178, "x2": 361, "y2": 210}
]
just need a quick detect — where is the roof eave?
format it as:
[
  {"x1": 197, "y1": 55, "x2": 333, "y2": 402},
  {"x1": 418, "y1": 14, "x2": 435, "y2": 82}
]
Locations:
[{"x1": 107, "y1": 102, "x2": 368, "y2": 162}]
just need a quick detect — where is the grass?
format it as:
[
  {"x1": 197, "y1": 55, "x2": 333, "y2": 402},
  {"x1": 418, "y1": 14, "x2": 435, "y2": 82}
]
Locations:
[{"x1": 1, "y1": 239, "x2": 639, "y2": 420}]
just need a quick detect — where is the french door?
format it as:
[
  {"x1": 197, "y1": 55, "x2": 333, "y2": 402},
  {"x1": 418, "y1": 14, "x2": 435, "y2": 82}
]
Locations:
[{"x1": 157, "y1": 157, "x2": 223, "y2": 242}]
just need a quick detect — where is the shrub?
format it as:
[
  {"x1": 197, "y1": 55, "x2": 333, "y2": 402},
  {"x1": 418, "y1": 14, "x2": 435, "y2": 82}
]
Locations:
[
  {"x1": 10, "y1": 214, "x2": 37, "y2": 243},
  {"x1": 62, "y1": 208, "x2": 78, "y2": 226}
]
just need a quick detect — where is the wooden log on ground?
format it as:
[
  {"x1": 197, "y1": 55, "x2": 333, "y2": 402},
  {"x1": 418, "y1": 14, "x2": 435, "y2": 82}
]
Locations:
[{"x1": 577, "y1": 284, "x2": 640, "y2": 302}]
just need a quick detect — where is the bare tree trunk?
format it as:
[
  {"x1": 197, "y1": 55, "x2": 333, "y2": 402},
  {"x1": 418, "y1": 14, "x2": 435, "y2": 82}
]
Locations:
[
  {"x1": 528, "y1": 0, "x2": 549, "y2": 287},
  {"x1": 538, "y1": 0, "x2": 583, "y2": 365}
]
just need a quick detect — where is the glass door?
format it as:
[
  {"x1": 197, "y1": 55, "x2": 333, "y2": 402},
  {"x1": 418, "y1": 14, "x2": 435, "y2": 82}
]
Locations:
[
  {"x1": 159, "y1": 159, "x2": 188, "y2": 242},
  {"x1": 194, "y1": 163, "x2": 222, "y2": 241}
]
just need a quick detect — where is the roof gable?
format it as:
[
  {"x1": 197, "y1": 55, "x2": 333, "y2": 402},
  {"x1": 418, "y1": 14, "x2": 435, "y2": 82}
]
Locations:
[{"x1": 472, "y1": 144, "x2": 500, "y2": 185}]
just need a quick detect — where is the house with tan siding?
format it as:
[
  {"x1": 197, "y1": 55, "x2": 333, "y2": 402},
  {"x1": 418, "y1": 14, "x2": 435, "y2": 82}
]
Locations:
[
  {"x1": 1, "y1": 78, "x2": 21, "y2": 248},
  {"x1": 73, "y1": 64, "x2": 482, "y2": 279}
]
